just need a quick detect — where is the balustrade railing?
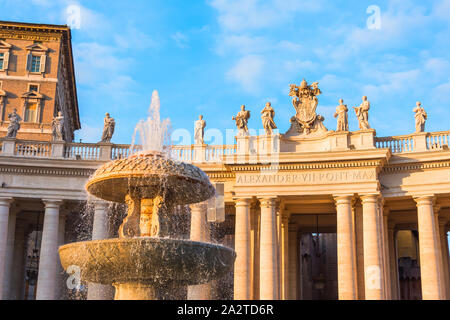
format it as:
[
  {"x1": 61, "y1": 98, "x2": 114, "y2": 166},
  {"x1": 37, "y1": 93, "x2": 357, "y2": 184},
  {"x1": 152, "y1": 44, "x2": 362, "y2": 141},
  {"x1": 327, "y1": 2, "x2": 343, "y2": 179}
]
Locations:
[
  {"x1": 15, "y1": 140, "x2": 51, "y2": 158},
  {"x1": 170, "y1": 145, "x2": 193, "y2": 162},
  {"x1": 375, "y1": 135, "x2": 414, "y2": 153},
  {"x1": 206, "y1": 144, "x2": 237, "y2": 161},
  {"x1": 427, "y1": 131, "x2": 450, "y2": 151},
  {"x1": 1, "y1": 130, "x2": 449, "y2": 161},
  {"x1": 64, "y1": 143, "x2": 100, "y2": 160}
]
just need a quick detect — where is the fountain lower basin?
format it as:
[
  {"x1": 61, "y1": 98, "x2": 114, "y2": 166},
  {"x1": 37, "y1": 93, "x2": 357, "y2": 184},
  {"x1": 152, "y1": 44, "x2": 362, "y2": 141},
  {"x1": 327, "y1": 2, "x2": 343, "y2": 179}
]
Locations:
[{"x1": 59, "y1": 238, "x2": 236, "y2": 299}]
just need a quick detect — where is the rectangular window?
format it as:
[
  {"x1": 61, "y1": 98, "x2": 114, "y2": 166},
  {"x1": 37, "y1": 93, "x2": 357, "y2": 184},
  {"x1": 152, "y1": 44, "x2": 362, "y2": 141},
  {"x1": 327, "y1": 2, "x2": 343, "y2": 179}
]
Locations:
[
  {"x1": 0, "y1": 53, "x2": 4, "y2": 70},
  {"x1": 24, "y1": 102, "x2": 37, "y2": 122},
  {"x1": 29, "y1": 84, "x2": 39, "y2": 92},
  {"x1": 30, "y1": 55, "x2": 41, "y2": 73}
]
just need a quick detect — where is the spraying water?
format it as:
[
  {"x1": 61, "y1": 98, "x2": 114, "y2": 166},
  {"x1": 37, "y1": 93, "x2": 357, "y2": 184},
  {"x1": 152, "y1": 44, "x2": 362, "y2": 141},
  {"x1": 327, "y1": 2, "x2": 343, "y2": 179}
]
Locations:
[{"x1": 131, "y1": 90, "x2": 171, "y2": 154}]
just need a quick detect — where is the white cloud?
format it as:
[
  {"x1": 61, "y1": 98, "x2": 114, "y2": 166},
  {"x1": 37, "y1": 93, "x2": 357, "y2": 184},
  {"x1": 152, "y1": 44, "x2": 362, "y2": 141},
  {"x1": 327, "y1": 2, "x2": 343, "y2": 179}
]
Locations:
[
  {"x1": 75, "y1": 122, "x2": 101, "y2": 142},
  {"x1": 74, "y1": 42, "x2": 133, "y2": 85},
  {"x1": 209, "y1": 0, "x2": 322, "y2": 32},
  {"x1": 171, "y1": 32, "x2": 189, "y2": 49},
  {"x1": 115, "y1": 26, "x2": 156, "y2": 50},
  {"x1": 216, "y1": 34, "x2": 270, "y2": 56},
  {"x1": 226, "y1": 55, "x2": 265, "y2": 92}
]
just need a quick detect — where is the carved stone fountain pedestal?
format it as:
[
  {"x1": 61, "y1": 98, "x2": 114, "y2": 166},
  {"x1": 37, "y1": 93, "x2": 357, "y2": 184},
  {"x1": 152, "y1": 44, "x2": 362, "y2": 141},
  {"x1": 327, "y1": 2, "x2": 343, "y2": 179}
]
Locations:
[{"x1": 59, "y1": 152, "x2": 236, "y2": 300}]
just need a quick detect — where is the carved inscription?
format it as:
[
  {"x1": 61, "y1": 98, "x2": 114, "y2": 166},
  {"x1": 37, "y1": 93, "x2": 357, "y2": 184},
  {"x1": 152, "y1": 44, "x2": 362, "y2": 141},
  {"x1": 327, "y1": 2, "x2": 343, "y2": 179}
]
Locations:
[{"x1": 236, "y1": 170, "x2": 376, "y2": 185}]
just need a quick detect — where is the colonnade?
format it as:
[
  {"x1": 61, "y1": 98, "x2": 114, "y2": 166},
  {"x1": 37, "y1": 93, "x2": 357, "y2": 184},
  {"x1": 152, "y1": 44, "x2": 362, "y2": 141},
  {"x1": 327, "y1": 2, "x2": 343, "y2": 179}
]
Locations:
[
  {"x1": 0, "y1": 194, "x2": 448, "y2": 300},
  {"x1": 0, "y1": 198, "x2": 111, "y2": 300},
  {"x1": 226, "y1": 194, "x2": 449, "y2": 300}
]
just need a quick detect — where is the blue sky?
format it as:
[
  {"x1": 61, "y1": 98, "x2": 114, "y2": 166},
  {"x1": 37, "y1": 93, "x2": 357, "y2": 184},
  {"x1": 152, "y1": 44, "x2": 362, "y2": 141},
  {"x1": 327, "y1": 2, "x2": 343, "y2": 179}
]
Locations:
[{"x1": 1, "y1": 0, "x2": 450, "y2": 144}]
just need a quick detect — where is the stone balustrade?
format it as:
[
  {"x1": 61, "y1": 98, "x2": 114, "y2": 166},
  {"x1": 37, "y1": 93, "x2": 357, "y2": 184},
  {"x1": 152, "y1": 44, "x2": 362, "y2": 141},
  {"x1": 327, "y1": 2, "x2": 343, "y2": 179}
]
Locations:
[{"x1": 0, "y1": 130, "x2": 449, "y2": 163}]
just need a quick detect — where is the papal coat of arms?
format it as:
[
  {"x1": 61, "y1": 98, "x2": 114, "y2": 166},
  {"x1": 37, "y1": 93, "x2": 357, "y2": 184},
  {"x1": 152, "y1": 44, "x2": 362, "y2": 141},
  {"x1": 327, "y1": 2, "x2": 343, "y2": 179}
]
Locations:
[{"x1": 286, "y1": 79, "x2": 328, "y2": 136}]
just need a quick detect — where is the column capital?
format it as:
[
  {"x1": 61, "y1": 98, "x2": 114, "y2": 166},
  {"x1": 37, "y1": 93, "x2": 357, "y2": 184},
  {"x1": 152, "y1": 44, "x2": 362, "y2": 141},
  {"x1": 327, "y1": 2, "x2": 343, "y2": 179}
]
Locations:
[
  {"x1": 190, "y1": 202, "x2": 207, "y2": 211},
  {"x1": 360, "y1": 193, "x2": 381, "y2": 203},
  {"x1": 93, "y1": 200, "x2": 109, "y2": 210},
  {"x1": 234, "y1": 198, "x2": 251, "y2": 207},
  {"x1": 250, "y1": 199, "x2": 260, "y2": 210},
  {"x1": 0, "y1": 197, "x2": 13, "y2": 207},
  {"x1": 258, "y1": 197, "x2": 276, "y2": 208},
  {"x1": 333, "y1": 194, "x2": 354, "y2": 204},
  {"x1": 42, "y1": 199, "x2": 63, "y2": 209},
  {"x1": 413, "y1": 195, "x2": 435, "y2": 206}
]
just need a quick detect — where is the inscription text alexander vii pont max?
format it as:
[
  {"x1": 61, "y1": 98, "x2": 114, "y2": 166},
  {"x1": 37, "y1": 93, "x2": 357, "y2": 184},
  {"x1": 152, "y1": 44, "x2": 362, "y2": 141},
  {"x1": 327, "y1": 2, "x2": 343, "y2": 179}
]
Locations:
[{"x1": 236, "y1": 170, "x2": 376, "y2": 185}]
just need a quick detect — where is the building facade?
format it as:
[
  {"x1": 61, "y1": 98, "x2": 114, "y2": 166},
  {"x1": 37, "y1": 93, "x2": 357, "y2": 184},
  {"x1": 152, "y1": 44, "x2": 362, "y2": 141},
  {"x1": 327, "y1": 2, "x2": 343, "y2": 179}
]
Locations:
[
  {"x1": 0, "y1": 21, "x2": 449, "y2": 301},
  {"x1": 0, "y1": 21, "x2": 80, "y2": 142}
]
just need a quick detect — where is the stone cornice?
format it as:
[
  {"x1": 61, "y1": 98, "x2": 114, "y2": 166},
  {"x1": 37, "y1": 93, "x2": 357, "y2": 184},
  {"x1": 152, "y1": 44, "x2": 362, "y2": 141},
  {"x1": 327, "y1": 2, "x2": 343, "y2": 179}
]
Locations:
[
  {"x1": 229, "y1": 159, "x2": 385, "y2": 173},
  {"x1": 0, "y1": 165, "x2": 94, "y2": 177},
  {"x1": 381, "y1": 160, "x2": 450, "y2": 174},
  {"x1": 0, "y1": 21, "x2": 68, "y2": 42},
  {"x1": 206, "y1": 171, "x2": 235, "y2": 180}
]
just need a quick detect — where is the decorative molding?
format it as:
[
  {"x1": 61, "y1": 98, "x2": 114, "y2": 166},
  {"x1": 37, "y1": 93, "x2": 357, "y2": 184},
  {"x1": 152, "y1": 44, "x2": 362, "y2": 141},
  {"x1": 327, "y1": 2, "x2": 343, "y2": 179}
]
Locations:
[
  {"x1": 230, "y1": 159, "x2": 384, "y2": 172},
  {"x1": 382, "y1": 160, "x2": 450, "y2": 173},
  {"x1": 206, "y1": 172, "x2": 235, "y2": 180},
  {"x1": 0, "y1": 165, "x2": 95, "y2": 177},
  {"x1": 0, "y1": 31, "x2": 62, "y2": 42}
]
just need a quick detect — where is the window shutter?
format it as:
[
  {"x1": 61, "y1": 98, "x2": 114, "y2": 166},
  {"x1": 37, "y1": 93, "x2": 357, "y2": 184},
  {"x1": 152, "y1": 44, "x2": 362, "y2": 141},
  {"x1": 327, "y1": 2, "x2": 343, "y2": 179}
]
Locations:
[
  {"x1": 26, "y1": 53, "x2": 32, "y2": 71},
  {"x1": 3, "y1": 52, "x2": 9, "y2": 70},
  {"x1": 40, "y1": 54, "x2": 46, "y2": 73}
]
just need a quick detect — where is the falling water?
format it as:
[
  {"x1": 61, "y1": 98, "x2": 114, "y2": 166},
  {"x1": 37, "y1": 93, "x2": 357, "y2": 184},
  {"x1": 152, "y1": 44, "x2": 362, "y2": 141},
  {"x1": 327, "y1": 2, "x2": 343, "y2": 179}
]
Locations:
[
  {"x1": 131, "y1": 90, "x2": 171, "y2": 154},
  {"x1": 62, "y1": 90, "x2": 235, "y2": 300}
]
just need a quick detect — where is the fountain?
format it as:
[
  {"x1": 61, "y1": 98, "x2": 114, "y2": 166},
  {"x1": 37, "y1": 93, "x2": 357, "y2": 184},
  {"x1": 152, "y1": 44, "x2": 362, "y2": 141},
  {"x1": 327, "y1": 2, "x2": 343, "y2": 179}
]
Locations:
[{"x1": 58, "y1": 91, "x2": 236, "y2": 300}]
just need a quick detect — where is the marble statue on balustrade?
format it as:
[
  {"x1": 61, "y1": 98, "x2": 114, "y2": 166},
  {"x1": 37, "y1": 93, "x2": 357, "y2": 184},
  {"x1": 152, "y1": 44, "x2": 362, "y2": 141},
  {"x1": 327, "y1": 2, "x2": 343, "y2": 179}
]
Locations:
[
  {"x1": 51, "y1": 111, "x2": 64, "y2": 141},
  {"x1": 334, "y1": 99, "x2": 349, "y2": 132},
  {"x1": 101, "y1": 113, "x2": 115, "y2": 143},
  {"x1": 413, "y1": 101, "x2": 427, "y2": 133},
  {"x1": 261, "y1": 102, "x2": 277, "y2": 135},
  {"x1": 232, "y1": 105, "x2": 251, "y2": 136},
  {"x1": 6, "y1": 108, "x2": 21, "y2": 139},
  {"x1": 285, "y1": 79, "x2": 328, "y2": 137},
  {"x1": 194, "y1": 115, "x2": 206, "y2": 145},
  {"x1": 353, "y1": 96, "x2": 371, "y2": 130}
]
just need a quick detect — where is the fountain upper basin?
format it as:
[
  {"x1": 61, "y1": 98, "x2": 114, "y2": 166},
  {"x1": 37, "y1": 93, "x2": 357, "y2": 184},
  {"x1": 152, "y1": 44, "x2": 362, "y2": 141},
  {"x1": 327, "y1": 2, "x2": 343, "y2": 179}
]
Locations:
[
  {"x1": 86, "y1": 151, "x2": 215, "y2": 204},
  {"x1": 59, "y1": 238, "x2": 236, "y2": 286}
]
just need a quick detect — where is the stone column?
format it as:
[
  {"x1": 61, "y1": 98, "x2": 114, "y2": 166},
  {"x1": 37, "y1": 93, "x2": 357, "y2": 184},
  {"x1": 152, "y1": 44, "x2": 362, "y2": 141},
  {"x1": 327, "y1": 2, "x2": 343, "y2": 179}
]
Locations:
[
  {"x1": 259, "y1": 198, "x2": 277, "y2": 300},
  {"x1": 87, "y1": 201, "x2": 114, "y2": 300},
  {"x1": 335, "y1": 195, "x2": 358, "y2": 300},
  {"x1": 381, "y1": 205, "x2": 391, "y2": 299},
  {"x1": 433, "y1": 208, "x2": 446, "y2": 299},
  {"x1": 288, "y1": 223, "x2": 298, "y2": 300},
  {"x1": 414, "y1": 196, "x2": 445, "y2": 300},
  {"x1": 10, "y1": 222, "x2": 26, "y2": 300},
  {"x1": 354, "y1": 201, "x2": 365, "y2": 300},
  {"x1": 188, "y1": 202, "x2": 211, "y2": 300},
  {"x1": 274, "y1": 200, "x2": 281, "y2": 300},
  {"x1": 280, "y1": 213, "x2": 289, "y2": 300},
  {"x1": 250, "y1": 201, "x2": 260, "y2": 300},
  {"x1": 55, "y1": 212, "x2": 66, "y2": 300},
  {"x1": 361, "y1": 194, "x2": 385, "y2": 300},
  {"x1": 438, "y1": 218, "x2": 449, "y2": 299},
  {"x1": 0, "y1": 197, "x2": 13, "y2": 300},
  {"x1": 388, "y1": 222, "x2": 399, "y2": 300},
  {"x1": 2, "y1": 210, "x2": 17, "y2": 300},
  {"x1": 36, "y1": 200, "x2": 62, "y2": 300},
  {"x1": 234, "y1": 198, "x2": 252, "y2": 300}
]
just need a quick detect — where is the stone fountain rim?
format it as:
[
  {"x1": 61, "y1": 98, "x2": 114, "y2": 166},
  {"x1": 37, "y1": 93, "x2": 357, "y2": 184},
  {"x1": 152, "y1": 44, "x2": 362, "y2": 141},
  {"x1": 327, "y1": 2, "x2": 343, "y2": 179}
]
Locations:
[{"x1": 58, "y1": 237, "x2": 236, "y2": 286}]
